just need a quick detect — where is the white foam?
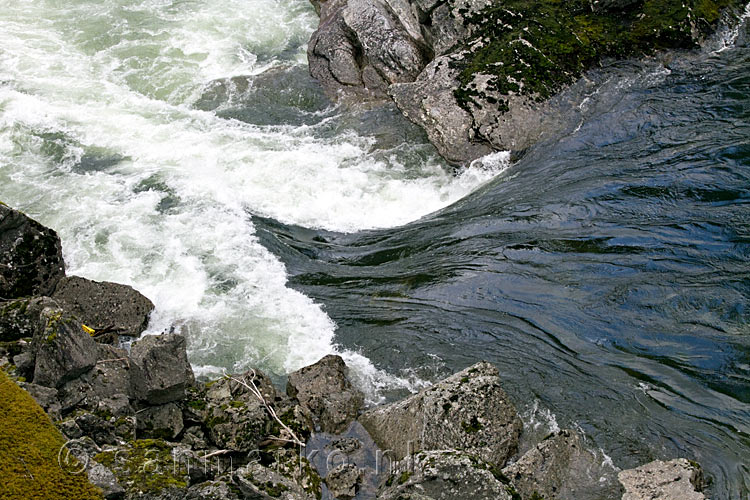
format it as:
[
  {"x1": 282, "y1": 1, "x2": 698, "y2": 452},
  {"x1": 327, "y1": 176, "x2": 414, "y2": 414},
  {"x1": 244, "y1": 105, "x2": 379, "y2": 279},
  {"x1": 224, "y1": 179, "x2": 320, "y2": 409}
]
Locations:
[{"x1": 0, "y1": 0, "x2": 505, "y2": 397}]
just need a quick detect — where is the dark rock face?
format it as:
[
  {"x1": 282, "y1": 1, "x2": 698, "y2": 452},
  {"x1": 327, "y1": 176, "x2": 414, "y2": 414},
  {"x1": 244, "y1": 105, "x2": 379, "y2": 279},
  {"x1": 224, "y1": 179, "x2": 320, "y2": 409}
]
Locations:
[
  {"x1": 0, "y1": 204, "x2": 65, "y2": 299},
  {"x1": 307, "y1": 0, "x2": 746, "y2": 164},
  {"x1": 286, "y1": 354, "x2": 365, "y2": 434},
  {"x1": 52, "y1": 276, "x2": 154, "y2": 337},
  {"x1": 618, "y1": 459, "x2": 706, "y2": 500},
  {"x1": 324, "y1": 463, "x2": 362, "y2": 499},
  {"x1": 32, "y1": 307, "x2": 98, "y2": 388},
  {"x1": 378, "y1": 450, "x2": 513, "y2": 500},
  {"x1": 136, "y1": 403, "x2": 184, "y2": 440},
  {"x1": 502, "y1": 429, "x2": 622, "y2": 500},
  {"x1": 359, "y1": 361, "x2": 522, "y2": 466},
  {"x1": 0, "y1": 296, "x2": 57, "y2": 342},
  {"x1": 130, "y1": 334, "x2": 194, "y2": 405}
]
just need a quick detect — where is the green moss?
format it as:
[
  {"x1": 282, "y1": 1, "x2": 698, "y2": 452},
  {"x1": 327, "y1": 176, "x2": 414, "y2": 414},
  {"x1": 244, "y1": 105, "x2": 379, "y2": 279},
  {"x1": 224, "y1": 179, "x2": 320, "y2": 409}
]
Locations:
[
  {"x1": 398, "y1": 470, "x2": 412, "y2": 485},
  {"x1": 505, "y1": 484, "x2": 523, "y2": 500},
  {"x1": 229, "y1": 400, "x2": 245, "y2": 408},
  {"x1": 186, "y1": 400, "x2": 207, "y2": 411},
  {"x1": 530, "y1": 492, "x2": 546, "y2": 500},
  {"x1": 452, "y1": 0, "x2": 744, "y2": 110},
  {"x1": 94, "y1": 439, "x2": 186, "y2": 494},
  {"x1": 461, "y1": 416, "x2": 483, "y2": 434},
  {"x1": 0, "y1": 371, "x2": 103, "y2": 500}
]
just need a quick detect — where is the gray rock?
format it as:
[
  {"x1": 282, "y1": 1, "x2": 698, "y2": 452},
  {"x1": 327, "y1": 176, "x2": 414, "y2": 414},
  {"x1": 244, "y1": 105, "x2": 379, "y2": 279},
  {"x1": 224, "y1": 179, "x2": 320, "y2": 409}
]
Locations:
[
  {"x1": 137, "y1": 403, "x2": 184, "y2": 440},
  {"x1": 130, "y1": 333, "x2": 194, "y2": 404},
  {"x1": 18, "y1": 381, "x2": 62, "y2": 419},
  {"x1": 52, "y1": 276, "x2": 154, "y2": 338},
  {"x1": 360, "y1": 361, "x2": 522, "y2": 466},
  {"x1": 233, "y1": 461, "x2": 318, "y2": 500},
  {"x1": 185, "y1": 478, "x2": 244, "y2": 500},
  {"x1": 389, "y1": 55, "x2": 493, "y2": 165},
  {"x1": 57, "y1": 344, "x2": 132, "y2": 412},
  {"x1": 307, "y1": 0, "x2": 427, "y2": 98},
  {"x1": 0, "y1": 204, "x2": 65, "y2": 299},
  {"x1": 619, "y1": 458, "x2": 706, "y2": 500},
  {"x1": 287, "y1": 354, "x2": 364, "y2": 434},
  {"x1": 0, "y1": 296, "x2": 57, "y2": 342},
  {"x1": 74, "y1": 411, "x2": 118, "y2": 445},
  {"x1": 502, "y1": 429, "x2": 622, "y2": 500},
  {"x1": 377, "y1": 450, "x2": 513, "y2": 500},
  {"x1": 87, "y1": 460, "x2": 126, "y2": 500},
  {"x1": 325, "y1": 463, "x2": 362, "y2": 499},
  {"x1": 58, "y1": 418, "x2": 84, "y2": 439},
  {"x1": 32, "y1": 307, "x2": 98, "y2": 388},
  {"x1": 202, "y1": 371, "x2": 275, "y2": 452},
  {"x1": 12, "y1": 350, "x2": 34, "y2": 376}
]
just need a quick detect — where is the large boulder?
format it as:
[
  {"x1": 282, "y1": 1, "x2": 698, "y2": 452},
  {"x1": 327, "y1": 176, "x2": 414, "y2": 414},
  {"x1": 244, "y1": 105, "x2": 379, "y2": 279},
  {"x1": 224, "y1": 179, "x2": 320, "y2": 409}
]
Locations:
[
  {"x1": 359, "y1": 361, "x2": 522, "y2": 466},
  {"x1": 0, "y1": 296, "x2": 58, "y2": 343},
  {"x1": 501, "y1": 429, "x2": 622, "y2": 500},
  {"x1": 32, "y1": 307, "x2": 98, "y2": 388},
  {"x1": 377, "y1": 450, "x2": 513, "y2": 500},
  {"x1": 286, "y1": 354, "x2": 364, "y2": 434},
  {"x1": 618, "y1": 458, "x2": 706, "y2": 500},
  {"x1": 0, "y1": 204, "x2": 65, "y2": 298},
  {"x1": 52, "y1": 276, "x2": 154, "y2": 338},
  {"x1": 57, "y1": 344, "x2": 133, "y2": 412},
  {"x1": 130, "y1": 334, "x2": 194, "y2": 405}
]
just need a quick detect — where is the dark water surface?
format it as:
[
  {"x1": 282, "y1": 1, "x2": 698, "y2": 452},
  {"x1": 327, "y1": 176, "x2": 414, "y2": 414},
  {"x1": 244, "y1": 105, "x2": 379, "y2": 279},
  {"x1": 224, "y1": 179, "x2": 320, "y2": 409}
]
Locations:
[{"x1": 256, "y1": 29, "x2": 750, "y2": 498}]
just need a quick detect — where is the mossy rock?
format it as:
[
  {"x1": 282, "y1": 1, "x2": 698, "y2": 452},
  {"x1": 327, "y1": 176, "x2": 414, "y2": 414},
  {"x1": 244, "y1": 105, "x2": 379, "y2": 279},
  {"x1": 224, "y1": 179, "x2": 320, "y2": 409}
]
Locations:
[
  {"x1": 0, "y1": 370, "x2": 102, "y2": 499},
  {"x1": 452, "y1": 0, "x2": 745, "y2": 110},
  {"x1": 94, "y1": 439, "x2": 188, "y2": 494}
]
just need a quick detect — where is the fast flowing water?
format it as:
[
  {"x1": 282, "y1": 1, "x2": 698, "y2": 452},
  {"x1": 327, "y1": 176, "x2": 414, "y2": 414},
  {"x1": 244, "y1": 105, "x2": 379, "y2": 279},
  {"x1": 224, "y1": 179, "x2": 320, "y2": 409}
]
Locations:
[{"x1": 1, "y1": 0, "x2": 748, "y2": 497}]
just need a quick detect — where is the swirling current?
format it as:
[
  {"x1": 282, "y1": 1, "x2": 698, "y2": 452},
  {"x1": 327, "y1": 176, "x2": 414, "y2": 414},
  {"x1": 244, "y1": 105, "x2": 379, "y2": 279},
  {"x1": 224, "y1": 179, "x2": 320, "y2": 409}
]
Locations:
[{"x1": 0, "y1": 0, "x2": 748, "y2": 497}]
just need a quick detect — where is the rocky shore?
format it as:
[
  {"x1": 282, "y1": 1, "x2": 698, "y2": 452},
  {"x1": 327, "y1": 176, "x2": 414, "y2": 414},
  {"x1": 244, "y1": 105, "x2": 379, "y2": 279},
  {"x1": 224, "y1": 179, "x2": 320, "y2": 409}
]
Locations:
[
  {"x1": 0, "y1": 203, "x2": 710, "y2": 499},
  {"x1": 306, "y1": 0, "x2": 747, "y2": 165}
]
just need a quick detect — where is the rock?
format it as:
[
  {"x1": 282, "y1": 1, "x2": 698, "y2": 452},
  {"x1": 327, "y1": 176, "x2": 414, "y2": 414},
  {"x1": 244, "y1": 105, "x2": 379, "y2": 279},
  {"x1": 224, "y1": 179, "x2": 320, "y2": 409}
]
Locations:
[
  {"x1": 325, "y1": 463, "x2": 362, "y2": 499},
  {"x1": 32, "y1": 307, "x2": 99, "y2": 388},
  {"x1": 377, "y1": 450, "x2": 513, "y2": 500},
  {"x1": 0, "y1": 204, "x2": 65, "y2": 299},
  {"x1": 137, "y1": 403, "x2": 184, "y2": 440},
  {"x1": 389, "y1": 55, "x2": 493, "y2": 165},
  {"x1": 359, "y1": 361, "x2": 521, "y2": 466},
  {"x1": 74, "y1": 411, "x2": 118, "y2": 446},
  {"x1": 0, "y1": 296, "x2": 57, "y2": 342},
  {"x1": 233, "y1": 461, "x2": 319, "y2": 500},
  {"x1": 57, "y1": 344, "x2": 132, "y2": 412},
  {"x1": 501, "y1": 429, "x2": 622, "y2": 500},
  {"x1": 184, "y1": 478, "x2": 244, "y2": 500},
  {"x1": 307, "y1": 0, "x2": 428, "y2": 98},
  {"x1": 286, "y1": 354, "x2": 364, "y2": 434},
  {"x1": 12, "y1": 350, "x2": 34, "y2": 376},
  {"x1": 619, "y1": 458, "x2": 706, "y2": 500},
  {"x1": 87, "y1": 460, "x2": 126, "y2": 500},
  {"x1": 326, "y1": 437, "x2": 362, "y2": 455},
  {"x1": 52, "y1": 276, "x2": 154, "y2": 338},
  {"x1": 130, "y1": 334, "x2": 194, "y2": 404},
  {"x1": 201, "y1": 371, "x2": 276, "y2": 452}
]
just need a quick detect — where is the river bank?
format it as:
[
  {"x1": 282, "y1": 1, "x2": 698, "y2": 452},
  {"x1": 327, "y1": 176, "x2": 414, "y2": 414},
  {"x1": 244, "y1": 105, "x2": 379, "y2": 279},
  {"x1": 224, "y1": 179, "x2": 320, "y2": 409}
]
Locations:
[{"x1": 1, "y1": 204, "x2": 709, "y2": 499}]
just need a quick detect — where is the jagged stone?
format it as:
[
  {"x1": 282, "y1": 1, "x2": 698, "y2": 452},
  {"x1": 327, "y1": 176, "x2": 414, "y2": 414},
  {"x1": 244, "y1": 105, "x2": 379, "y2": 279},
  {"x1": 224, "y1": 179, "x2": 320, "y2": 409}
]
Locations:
[
  {"x1": 137, "y1": 403, "x2": 184, "y2": 440},
  {"x1": 325, "y1": 463, "x2": 362, "y2": 499},
  {"x1": 501, "y1": 429, "x2": 622, "y2": 500},
  {"x1": 233, "y1": 461, "x2": 318, "y2": 500},
  {"x1": 32, "y1": 307, "x2": 98, "y2": 388},
  {"x1": 0, "y1": 204, "x2": 65, "y2": 299},
  {"x1": 359, "y1": 361, "x2": 522, "y2": 466},
  {"x1": 618, "y1": 458, "x2": 706, "y2": 500},
  {"x1": 287, "y1": 354, "x2": 364, "y2": 434},
  {"x1": 57, "y1": 344, "x2": 132, "y2": 412},
  {"x1": 52, "y1": 276, "x2": 154, "y2": 338},
  {"x1": 130, "y1": 334, "x2": 194, "y2": 405},
  {"x1": 377, "y1": 450, "x2": 513, "y2": 500}
]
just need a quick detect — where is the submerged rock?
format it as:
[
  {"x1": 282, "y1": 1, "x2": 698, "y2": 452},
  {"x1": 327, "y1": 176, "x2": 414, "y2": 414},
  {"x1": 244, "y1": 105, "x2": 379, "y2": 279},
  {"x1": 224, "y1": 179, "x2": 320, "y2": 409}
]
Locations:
[
  {"x1": 130, "y1": 334, "x2": 194, "y2": 405},
  {"x1": 286, "y1": 354, "x2": 364, "y2": 434},
  {"x1": 618, "y1": 458, "x2": 706, "y2": 500},
  {"x1": 52, "y1": 276, "x2": 154, "y2": 338},
  {"x1": 0, "y1": 203, "x2": 65, "y2": 298},
  {"x1": 359, "y1": 361, "x2": 522, "y2": 466}
]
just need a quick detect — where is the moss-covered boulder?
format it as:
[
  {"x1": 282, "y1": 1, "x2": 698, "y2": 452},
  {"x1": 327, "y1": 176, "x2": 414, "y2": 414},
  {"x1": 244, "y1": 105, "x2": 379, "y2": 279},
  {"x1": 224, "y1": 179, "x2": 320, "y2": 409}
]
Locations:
[
  {"x1": 0, "y1": 370, "x2": 103, "y2": 500},
  {"x1": 0, "y1": 204, "x2": 65, "y2": 299}
]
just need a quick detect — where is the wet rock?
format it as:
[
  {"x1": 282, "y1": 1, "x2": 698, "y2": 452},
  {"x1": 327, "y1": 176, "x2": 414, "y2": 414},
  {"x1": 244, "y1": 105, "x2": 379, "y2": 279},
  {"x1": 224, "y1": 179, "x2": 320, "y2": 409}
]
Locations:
[
  {"x1": 137, "y1": 403, "x2": 184, "y2": 440},
  {"x1": 619, "y1": 458, "x2": 706, "y2": 500},
  {"x1": 378, "y1": 450, "x2": 513, "y2": 500},
  {"x1": 325, "y1": 463, "x2": 362, "y2": 499},
  {"x1": 52, "y1": 276, "x2": 154, "y2": 338},
  {"x1": 201, "y1": 371, "x2": 275, "y2": 452},
  {"x1": 32, "y1": 307, "x2": 98, "y2": 388},
  {"x1": 359, "y1": 361, "x2": 522, "y2": 466},
  {"x1": 502, "y1": 429, "x2": 622, "y2": 500},
  {"x1": 286, "y1": 354, "x2": 364, "y2": 434},
  {"x1": 130, "y1": 333, "x2": 194, "y2": 404},
  {"x1": 0, "y1": 203, "x2": 65, "y2": 299}
]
